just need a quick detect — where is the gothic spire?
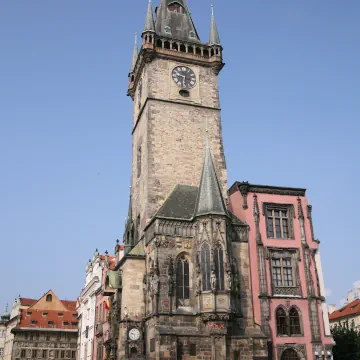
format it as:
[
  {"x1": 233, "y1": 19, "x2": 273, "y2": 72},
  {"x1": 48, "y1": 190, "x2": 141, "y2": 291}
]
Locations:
[
  {"x1": 130, "y1": 33, "x2": 138, "y2": 72},
  {"x1": 155, "y1": 0, "x2": 201, "y2": 43},
  {"x1": 124, "y1": 189, "x2": 134, "y2": 255},
  {"x1": 209, "y1": 5, "x2": 221, "y2": 45},
  {"x1": 195, "y1": 141, "x2": 227, "y2": 217},
  {"x1": 143, "y1": 0, "x2": 155, "y2": 33}
]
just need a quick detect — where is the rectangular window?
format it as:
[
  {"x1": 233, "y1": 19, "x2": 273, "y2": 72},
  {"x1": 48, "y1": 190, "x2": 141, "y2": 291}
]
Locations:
[
  {"x1": 271, "y1": 257, "x2": 294, "y2": 287},
  {"x1": 31, "y1": 320, "x2": 37, "y2": 325},
  {"x1": 42, "y1": 349, "x2": 48, "y2": 358},
  {"x1": 46, "y1": 336, "x2": 50, "y2": 341},
  {"x1": 267, "y1": 208, "x2": 290, "y2": 239},
  {"x1": 72, "y1": 351, "x2": 76, "y2": 359},
  {"x1": 32, "y1": 350, "x2": 38, "y2": 358},
  {"x1": 60, "y1": 350, "x2": 65, "y2": 358},
  {"x1": 0, "y1": 348, "x2": 4, "y2": 356},
  {"x1": 63, "y1": 322, "x2": 69, "y2": 326},
  {"x1": 42, "y1": 312, "x2": 48, "y2": 317},
  {"x1": 20, "y1": 349, "x2": 26, "y2": 358},
  {"x1": 55, "y1": 350, "x2": 59, "y2": 358},
  {"x1": 48, "y1": 321, "x2": 54, "y2": 326}
]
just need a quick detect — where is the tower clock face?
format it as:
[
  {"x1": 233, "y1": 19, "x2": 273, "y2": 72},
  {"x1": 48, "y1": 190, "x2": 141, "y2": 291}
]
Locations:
[
  {"x1": 172, "y1": 66, "x2": 196, "y2": 89},
  {"x1": 129, "y1": 328, "x2": 141, "y2": 341}
]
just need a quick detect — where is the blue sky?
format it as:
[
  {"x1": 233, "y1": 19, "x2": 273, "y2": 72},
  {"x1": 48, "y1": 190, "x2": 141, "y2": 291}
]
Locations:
[{"x1": 0, "y1": 1, "x2": 359, "y2": 309}]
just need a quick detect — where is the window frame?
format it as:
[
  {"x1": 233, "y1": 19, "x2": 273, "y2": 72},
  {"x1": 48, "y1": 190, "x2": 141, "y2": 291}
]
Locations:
[
  {"x1": 263, "y1": 203, "x2": 295, "y2": 240},
  {"x1": 200, "y1": 243, "x2": 211, "y2": 292},
  {"x1": 176, "y1": 255, "x2": 190, "y2": 307},
  {"x1": 214, "y1": 245, "x2": 225, "y2": 291},
  {"x1": 275, "y1": 306, "x2": 303, "y2": 338},
  {"x1": 269, "y1": 249, "x2": 301, "y2": 297}
]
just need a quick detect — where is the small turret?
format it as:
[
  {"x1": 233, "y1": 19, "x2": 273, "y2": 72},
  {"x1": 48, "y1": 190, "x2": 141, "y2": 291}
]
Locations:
[{"x1": 209, "y1": 5, "x2": 221, "y2": 46}]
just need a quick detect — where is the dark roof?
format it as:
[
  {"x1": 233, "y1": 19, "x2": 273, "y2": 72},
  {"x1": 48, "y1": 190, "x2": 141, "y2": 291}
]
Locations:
[
  {"x1": 155, "y1": 0, "x2": 201, "y2": 43},
  {"x1": 209, "y1": 7, "x2": 220, "y2": 45},
  {"x1": 228, "y1": 211, "x2": 246, "y2": 226},
  {"x1": 195, "y1": 143, "x2": 227, "y2": 217},
  {"x1": 156, "y1": 185, "x2": 198, "y2": 220},
  {"x1": 143, "y1": 0, "x2": 155, "y2": 33}
]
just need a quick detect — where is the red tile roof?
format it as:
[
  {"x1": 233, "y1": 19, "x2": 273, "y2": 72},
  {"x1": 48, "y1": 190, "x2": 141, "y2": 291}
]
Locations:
[
  {"x1": 61, "y1": 300, "x2": 76, "y2": 312},
  {"x1": 20, "y1": 298, "x2": 37, "y2": 307},
  {"x1": 16, "y1": 309, "x2": 78, "y2": 330},
  {"x1": 329, "y1": 299, "x2": 360, "y2": 321}
]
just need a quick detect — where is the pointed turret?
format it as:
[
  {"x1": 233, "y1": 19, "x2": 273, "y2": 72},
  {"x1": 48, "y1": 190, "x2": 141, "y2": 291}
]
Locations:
[
  {"x1": 155, "y1": 0, "x2": 200, "y2": 43},
  {"x1": 124, "y1": 189, "x2": 134, "y2": 255},
  {"x1": 195, "y1": 141, "x2": 227, "y2": 217},
  {"x1": 143, "y1": 0, "x2": 155, "y2": 33},
  {"x1": 130, "y1": 33, "x2": 138, "y2": 72},
  {"x1": 209, "y1": 5, "x2": 221, "y2": 45}
]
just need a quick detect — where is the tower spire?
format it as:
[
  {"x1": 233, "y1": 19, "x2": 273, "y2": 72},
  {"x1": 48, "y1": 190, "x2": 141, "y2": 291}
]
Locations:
[
  {"x1": 155, "y1": 0, "x2": 200, "y2": 43},
  {"x1": 195, "y1": 141, "x2": 227, "y2": 217},
  {"x1": 130, "y1": 33, "x2": 138, "y2": 72},
  {"x1": 209, "y1": 5, "x2": 221, "y2": 45},
  {"x1": 143, "y1": 0, "x2": 155, "y2": 33}
]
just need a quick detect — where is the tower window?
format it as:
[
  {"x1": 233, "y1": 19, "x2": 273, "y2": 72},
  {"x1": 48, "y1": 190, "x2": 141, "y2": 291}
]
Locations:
[
  {"x1": 176, "y1": 256, "x2": 190, "y2": 305},
  {"x1": 137, "y1": 146, "x2": 142, "y2": 178},
  {"x1": 214, "y1": 246, "x2": 225, "y2": 291},
  {"x1": 201, "y1": 243, "x2": 211, "y2": 291},
  {"x1": 46, "y1": 294, "x2": 52, "y2": 302},
  {"x1": 168, "y1": 3, "x2": 185, "y2": 14}
]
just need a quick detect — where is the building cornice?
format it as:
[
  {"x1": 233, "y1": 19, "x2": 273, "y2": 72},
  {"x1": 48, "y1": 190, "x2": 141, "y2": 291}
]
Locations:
[{"x1": 228, "y1": 181, "x2": 306, "y2": 197}]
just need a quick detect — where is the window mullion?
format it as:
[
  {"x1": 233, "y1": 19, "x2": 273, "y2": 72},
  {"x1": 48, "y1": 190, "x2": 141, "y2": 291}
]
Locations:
[{"x1": 280, "y1": 257, "x2": 284, "y2": 286}]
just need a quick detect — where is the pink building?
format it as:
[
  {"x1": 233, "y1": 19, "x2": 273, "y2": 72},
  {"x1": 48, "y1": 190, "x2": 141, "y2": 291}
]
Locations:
[
  {"x1": 228, "y1": 182, "x2": 334, "y2": 360},
  {"x1": 93, "y1": 243, "x2": 124, "y2": 360}
]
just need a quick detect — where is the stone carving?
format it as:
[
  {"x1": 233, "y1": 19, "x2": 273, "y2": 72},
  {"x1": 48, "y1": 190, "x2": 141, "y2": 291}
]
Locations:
[
  {"x1": 239, "y1": 182, "x2": 249, "y2": 209},
  {"x1": 154, "y1": 235, "x2": 169, "y2": 248},
  {"x1": 277, "y1": 344, "x2": 306, "y2": 360},
  {"x1": 273, "y1": 286, "x2": 300, "y2": 297},
  {"x1": 227, "y1": 270, "x2": 233, "y2": 292},
  {"x1": 151, "y1": 272, "x2": 160, "y2": 296},
  {"x1": 210, "y1": 270, "x2": 217, "y2": 292}
]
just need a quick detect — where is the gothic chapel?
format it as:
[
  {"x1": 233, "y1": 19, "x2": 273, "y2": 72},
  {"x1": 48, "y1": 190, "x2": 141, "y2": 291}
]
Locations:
[{"x1": 107, "y1": 1, "x2": 269, "y2": 359}]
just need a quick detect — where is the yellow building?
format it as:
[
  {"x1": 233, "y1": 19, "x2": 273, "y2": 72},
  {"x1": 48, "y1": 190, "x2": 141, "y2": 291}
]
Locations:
[{"x1": 329, "y1": 299, "x2": 360, "y2": 328}]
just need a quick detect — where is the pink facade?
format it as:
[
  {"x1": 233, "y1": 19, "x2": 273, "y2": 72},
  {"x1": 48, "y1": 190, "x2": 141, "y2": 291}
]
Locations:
[{"x1": 228, "y1": 182, "x2": 334, "y2": 360}]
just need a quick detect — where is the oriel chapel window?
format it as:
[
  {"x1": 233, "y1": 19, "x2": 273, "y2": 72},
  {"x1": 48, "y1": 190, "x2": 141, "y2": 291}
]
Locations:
[
  {"x1": 214, "y1": 246, "x2": 225, "y2": 291},
  {"x1": 168, "y1": 2, "x2": 185, "y2": 14},
  {"x1": 176, "y1": 256, "x2": 190, "y2": 305},
  {"x1": 276, "y1": 306, "x2": 302, "y2": 337},
  {"x1": 264, "y1": 204, "x2": 294, "y2": 239},
  {"x1": 201, "y1": 243, "x2": 211, "y2": 291},
  {"x1": 289, "y1": 308, "x2": 301, "y2": 335}
]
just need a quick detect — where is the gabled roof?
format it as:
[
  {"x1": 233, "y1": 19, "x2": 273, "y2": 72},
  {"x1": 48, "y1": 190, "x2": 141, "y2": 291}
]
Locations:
[
  {"x1": 195, "y1": 143, "x2": 227, "y2": 217},
  {"x1": 155, "y1": 0, "x2": 201, "y2": 43},
  {"x1": 329, "y1": 299, "x2": 360, "y2": 321}
]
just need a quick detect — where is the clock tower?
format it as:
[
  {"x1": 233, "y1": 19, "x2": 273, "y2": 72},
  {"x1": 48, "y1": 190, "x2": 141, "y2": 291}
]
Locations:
[
  {"x1": 127, "y1": 0, "x2": 227, "y2": 249},
  {"x1": 115, "y1": 1, "x2": 269, "y2": 359}
]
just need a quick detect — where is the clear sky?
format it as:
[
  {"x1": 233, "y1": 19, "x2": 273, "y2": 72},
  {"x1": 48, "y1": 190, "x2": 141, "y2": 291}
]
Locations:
[{"x1": 1, "y1": 1, "x2": 359, "y2": 310}]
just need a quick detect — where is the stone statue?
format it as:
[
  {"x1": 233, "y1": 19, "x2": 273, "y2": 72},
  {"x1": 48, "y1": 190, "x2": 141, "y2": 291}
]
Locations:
[
  {"x1": 210, "y1": 270, "x2": 217, "y2": 292},
  {"x1": 151, "y1": 272, "x2": 160, "y2": 296},
  {"x1": 227, "y1": 270, "x2": 233, "y2": 292}
]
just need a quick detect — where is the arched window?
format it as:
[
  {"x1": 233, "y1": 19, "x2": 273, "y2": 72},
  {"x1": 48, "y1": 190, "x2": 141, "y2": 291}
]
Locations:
[
  {"x1": 281, "y1": 349, "x2": 299, "y2": 360},
  {"x1": 46, "y1": 294, "x2": 52, "y2": 302},
  {"x1": 276, "y1": 308, "x2": 287, "y2": 336},
  {"x1": 176, "y1": 256, "x2": 189, "y2": 305},
  {"x1": 289, "y1": 308, "x2": 301, "y2": 335},
  {"x1": 168, "y1": 2, "x2": 185, "y2": 14},
  {"x1": 201, "y1": 243, "x2": 211, "y2": 291},
  {"x1": 214, "y1": 246, "x2": 225, "y2": 291},
  {"x1": 130, "y1": 347, "x2": 138, "y2": 358}
]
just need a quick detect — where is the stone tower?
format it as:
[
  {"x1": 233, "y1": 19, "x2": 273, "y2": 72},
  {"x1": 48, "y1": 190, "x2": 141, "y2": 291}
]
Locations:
[
  {"x1": 113, "y1": 1, "x2": 269, "y2": 359},
  {"x1": 127, "y1": 0, "x2": 227, "y2": 250}
]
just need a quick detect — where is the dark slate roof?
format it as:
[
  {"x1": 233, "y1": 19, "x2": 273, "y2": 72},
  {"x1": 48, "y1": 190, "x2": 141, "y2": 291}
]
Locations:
[
  {"x1": 155, "y1": 0, "x2": 201, "y2": 43},
  {"x1": 195, "y1": 143, "x2": 227, "y2": 217},
  {"x1": 130, "y1": 34, "x2": 138, "y2": 72},
  {"x1": 156, "y1": 185, "x2": 198, "y2": 220}
]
